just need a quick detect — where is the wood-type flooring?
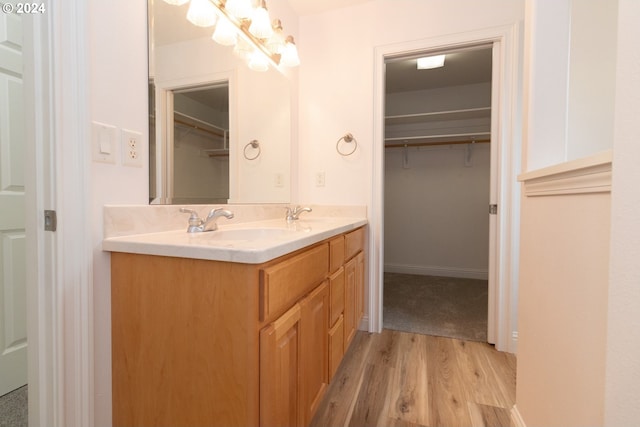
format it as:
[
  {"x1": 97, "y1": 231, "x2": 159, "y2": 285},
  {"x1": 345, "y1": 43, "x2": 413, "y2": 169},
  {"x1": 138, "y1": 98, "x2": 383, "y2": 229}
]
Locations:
[{"x1": 310, "y1": 329, "x2": 516, "y2": 427}]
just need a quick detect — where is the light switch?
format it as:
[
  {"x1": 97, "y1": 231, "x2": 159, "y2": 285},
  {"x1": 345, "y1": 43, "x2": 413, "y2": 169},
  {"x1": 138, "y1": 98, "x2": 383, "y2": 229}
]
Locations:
[
  {"x1": 99, "y1": 138, "x2": 111, "y2": 155},
  {"x1": 92, "y1": 121, "x2": 117, "y2": 164}
]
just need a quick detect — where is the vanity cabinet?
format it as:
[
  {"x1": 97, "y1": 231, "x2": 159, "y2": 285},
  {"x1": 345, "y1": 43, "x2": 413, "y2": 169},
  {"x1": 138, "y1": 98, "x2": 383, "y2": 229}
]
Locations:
[{"x1": 111, "y1": 226, "x2": 365, "y2": 427}]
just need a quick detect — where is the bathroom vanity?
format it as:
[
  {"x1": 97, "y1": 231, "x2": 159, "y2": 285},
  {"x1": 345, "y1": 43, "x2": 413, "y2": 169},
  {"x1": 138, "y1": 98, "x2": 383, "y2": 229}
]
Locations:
[{"x1": 104, "y1": 208, "x2": 366, "y2": 427}]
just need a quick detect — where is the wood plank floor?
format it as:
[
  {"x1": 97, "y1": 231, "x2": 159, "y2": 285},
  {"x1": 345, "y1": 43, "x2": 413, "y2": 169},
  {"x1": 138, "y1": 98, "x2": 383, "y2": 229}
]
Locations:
[{"x1": 310, "y1": 329, "x2": 516, "y2": 427}]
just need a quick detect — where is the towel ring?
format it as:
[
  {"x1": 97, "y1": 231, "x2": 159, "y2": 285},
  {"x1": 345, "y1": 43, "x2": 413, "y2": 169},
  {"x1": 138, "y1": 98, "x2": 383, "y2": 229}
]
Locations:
[
  {"x1": 243, "y1": 140, "x2": 261, "y2": 160},
  {"x1": 336, "y1": 133, "x2": 358, "y2": 156}
]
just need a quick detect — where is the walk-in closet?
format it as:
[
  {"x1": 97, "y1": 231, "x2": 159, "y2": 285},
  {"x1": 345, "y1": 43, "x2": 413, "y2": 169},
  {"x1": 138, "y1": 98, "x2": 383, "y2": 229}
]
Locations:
[{"x1": 383, "y1": 45, "x2": 493, "y2": 342}]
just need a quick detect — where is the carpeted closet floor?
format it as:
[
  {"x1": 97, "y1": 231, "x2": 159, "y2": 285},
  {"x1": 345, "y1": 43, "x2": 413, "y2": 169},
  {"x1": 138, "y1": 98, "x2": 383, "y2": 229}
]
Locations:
[
  {"x1": 0, "y1": 385, "x2": 27, "y2": 427},
  {"x1": 383, "y1": 272, "x2": 488, "y2": 342}
]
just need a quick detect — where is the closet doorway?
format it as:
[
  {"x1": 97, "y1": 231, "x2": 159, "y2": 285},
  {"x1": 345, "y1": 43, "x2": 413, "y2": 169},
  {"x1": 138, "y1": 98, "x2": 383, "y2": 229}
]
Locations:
[{"x1": 382, "y1": 45, "x2": 494, "y2": 343}]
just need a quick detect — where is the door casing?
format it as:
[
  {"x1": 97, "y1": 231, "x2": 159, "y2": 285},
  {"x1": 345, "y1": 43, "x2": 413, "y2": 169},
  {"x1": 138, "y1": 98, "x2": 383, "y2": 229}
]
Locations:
[{"x1": 370, "y1": 25, "x2": 522, "y2": 353}]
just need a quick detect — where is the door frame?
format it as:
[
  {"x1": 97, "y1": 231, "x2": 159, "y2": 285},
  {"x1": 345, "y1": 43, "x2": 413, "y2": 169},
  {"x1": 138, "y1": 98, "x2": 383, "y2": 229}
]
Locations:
[
  {"x1": 370, "y1": 25, "x2": 522, "y2": 353},
  {"x1": 24, "y1": 0, "x2": 93, "y2": 425}
]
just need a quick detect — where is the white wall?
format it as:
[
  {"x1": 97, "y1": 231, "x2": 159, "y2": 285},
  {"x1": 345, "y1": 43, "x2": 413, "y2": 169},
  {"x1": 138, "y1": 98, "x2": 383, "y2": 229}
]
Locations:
[
  {"x1": 384, "y1": 144, "x2": 490, "y2": 279},
  {"x1": 523, "y1": 0, "x2": 618, "y2": 169},
  {"x1": 604, "y1": 0, "x2": 640, "y2": 424},
  {"x1": 88, "y1": 1, "x2": 149, "y2": 425},
  {"x1": 297, "y1": 0, "x2": 523, "y2": 205},
  {"x1": 516, "y1": 172, "x2": 611, "y2": 425}
]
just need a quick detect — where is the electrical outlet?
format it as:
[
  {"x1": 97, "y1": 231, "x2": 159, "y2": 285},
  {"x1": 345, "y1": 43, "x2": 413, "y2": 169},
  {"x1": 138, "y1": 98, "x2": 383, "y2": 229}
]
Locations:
[
  {"x1": 275, "y1": 173, "x2": 284, "y2": 187},
  {"x1": 315, "y1": 172, "x2": 326, "y2": 187},
  {"x1": 121, "y1": 129, "x2": 143, "y2": 167}
]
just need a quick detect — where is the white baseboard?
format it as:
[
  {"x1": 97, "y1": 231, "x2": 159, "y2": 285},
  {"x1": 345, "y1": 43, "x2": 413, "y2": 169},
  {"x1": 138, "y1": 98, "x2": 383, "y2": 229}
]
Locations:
[
  {"x1": 384, "y1": 263, "x2": 488, "y2": 280},
  {"x1": 511, "y1": 405, "x2": 526, "y2": 427},
  {"x1": 511, "y1": 331, "x2": 519, "y2": 354},
  {"x1": 358, "y1": 315, "x2": 369, "y2": 332}
]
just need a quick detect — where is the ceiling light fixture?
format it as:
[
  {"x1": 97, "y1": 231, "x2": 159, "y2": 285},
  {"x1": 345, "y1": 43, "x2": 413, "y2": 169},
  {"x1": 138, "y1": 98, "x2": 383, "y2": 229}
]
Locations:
[
  {"x1": 163, "y1": 0, "x2": 300, "y2": 72},
  {"x1": 417, "y1": 55, "x2": 446, "y2": 70}
]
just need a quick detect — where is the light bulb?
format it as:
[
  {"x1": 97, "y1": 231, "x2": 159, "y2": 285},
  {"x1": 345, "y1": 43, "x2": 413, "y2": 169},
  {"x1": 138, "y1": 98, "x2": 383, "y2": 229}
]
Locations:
[
  {"x1": 416, "y1": 55, "x2": 446, "y2": 69},
  {"x1": 186, "y1": 0, "x2": 217, "y2": 27},
  {"x1": 280, "y1": 36, "x2": 300, "y2": 67},
  {"x1": 249, "y1": 1, "x2": 273, "y2": 39},
  {"x1": 224, "y1": 0, "x2": 252, "y2": 20},
  {"x1": 212, "y1": 18, "x2": 237, "y2": 46},
  {"x1": 163, "y1": 0, "x2": 189, "y2": 5},
  {"x1": 248, "y1": 51, "x2": 269, "y2": 72},
  {"x1": 266, "y1": 19, "x2": 285, "y2": 54},
  {"x1": 233, "y1": 38, "x2": 253, "y2": 60}
]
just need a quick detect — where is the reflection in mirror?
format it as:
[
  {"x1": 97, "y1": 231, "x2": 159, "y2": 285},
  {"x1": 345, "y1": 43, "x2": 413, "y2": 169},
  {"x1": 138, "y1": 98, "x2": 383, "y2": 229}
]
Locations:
[
  {"x1": 150, "y1": 82, "x2": 230, "y2": 204},
  {"x1": 172, "y1": 84, "x2": 229, "y2": 204},
  {"x1": 148, "y1": 0, "x2": 293, "y2": 205}
]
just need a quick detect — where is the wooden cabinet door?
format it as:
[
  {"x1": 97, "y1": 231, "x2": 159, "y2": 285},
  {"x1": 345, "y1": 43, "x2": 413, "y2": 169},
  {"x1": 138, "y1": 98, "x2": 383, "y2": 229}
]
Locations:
[
  {"x1": 260, "y1": 304, "x2": 303, "y2": 427},
  {"x1": 344, "y1": 257, "x2": 357, "y2": 349},
  {"x1": 300, "y1": 281, "x2": 329, "y2": 425},
  {"x1": 328, "y1": 315, "x2": 344, "y2": 380}
]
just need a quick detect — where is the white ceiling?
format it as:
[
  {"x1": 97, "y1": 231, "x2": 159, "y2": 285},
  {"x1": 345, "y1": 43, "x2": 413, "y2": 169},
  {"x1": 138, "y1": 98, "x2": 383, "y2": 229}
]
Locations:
[
  {"x1": 286, "y1": 0, "x2": 372, "y2": 16},
  {"x1": 385, "y1": 47, "x2": 493, "y2": 94}
]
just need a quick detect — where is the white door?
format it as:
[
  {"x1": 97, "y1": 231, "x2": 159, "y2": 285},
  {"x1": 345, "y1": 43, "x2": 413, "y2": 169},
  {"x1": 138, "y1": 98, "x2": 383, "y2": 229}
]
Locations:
[{"x1": 0, "y1": 12, "x2": 27, "y2": 397}]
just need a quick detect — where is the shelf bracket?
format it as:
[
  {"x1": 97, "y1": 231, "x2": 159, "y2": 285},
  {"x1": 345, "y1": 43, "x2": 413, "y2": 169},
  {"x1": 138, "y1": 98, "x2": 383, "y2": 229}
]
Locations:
[
  {"x1": 464, "y1": 141, "x2": 475, "y2": 167},
  {"x1": 403, "y1": 144, "x2": 410, "y2": 169}
]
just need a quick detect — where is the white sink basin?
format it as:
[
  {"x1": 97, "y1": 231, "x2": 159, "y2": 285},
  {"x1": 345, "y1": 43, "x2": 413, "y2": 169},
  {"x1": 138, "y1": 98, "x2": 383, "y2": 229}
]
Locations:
[{"x1": 203, "y1": 227, "x2": 296, "y2": 241}]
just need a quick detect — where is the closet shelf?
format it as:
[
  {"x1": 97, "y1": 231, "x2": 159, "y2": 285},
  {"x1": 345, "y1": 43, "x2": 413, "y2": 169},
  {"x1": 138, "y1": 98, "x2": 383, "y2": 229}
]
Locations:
[
  {"x1": 174, "y1": 111, "x2": 228, "y2": 140},
  {"x1": 202, "y1": 148, "x2": 230, "y2": 158},
  {"x1": 385, "y1": 132, "x2": 491, "y2": 147},
  {"x1": 385, "y1": 107, "x2": 491, "y2": 126}
]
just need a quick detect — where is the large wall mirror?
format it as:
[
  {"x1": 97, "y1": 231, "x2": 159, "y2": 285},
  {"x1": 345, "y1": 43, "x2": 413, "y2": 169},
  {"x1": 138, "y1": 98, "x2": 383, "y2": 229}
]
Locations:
[{"x1": 148, "y1": 0, "x2": 293, "y2": 204}]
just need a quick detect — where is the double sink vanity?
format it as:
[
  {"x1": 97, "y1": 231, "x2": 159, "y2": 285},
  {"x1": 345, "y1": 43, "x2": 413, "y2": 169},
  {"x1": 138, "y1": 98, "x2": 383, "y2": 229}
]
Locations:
[{"x1": 103, "y1": 204, "x2": 367, "y2": 427}]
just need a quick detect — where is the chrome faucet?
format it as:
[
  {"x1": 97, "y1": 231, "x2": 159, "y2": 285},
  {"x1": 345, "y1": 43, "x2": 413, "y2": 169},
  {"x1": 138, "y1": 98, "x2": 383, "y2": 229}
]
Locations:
[
  {"x1": 285, "y1": 206, "x2": 312, "y2": 221},
  {"x1": 180, "y1": 207, "x2": 234, "y2": 233}
]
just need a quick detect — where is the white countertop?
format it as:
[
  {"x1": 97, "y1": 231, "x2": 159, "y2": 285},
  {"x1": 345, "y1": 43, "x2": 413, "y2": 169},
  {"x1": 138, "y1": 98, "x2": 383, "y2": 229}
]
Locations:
[{"x1": 102, "y1": 217, "x2": 367, "y2": 264}]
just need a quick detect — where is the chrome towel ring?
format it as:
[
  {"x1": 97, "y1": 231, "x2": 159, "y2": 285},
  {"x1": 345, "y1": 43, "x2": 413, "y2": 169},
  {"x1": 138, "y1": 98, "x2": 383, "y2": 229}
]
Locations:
[
  {"x1": 336, "y1": 133, "x2": 358, "y2": 156},
  {"x1": 244, "y1": 140, "x2": 261, "y2": 160}
]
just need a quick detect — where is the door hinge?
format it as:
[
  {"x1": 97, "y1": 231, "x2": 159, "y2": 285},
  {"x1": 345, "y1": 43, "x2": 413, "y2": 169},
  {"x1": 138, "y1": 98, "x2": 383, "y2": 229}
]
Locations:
[
  {"x1": 44, "y1": 210, "x2": 57, "y2": 231},
  {"x1": 489, "y1": 204, "x2": 498, "y2": 215}
]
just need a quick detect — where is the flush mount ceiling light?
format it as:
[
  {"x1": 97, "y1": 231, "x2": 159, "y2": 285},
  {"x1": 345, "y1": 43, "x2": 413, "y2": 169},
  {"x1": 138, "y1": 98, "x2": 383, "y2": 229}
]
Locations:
[
  {"x1": 163, "y1": 0, "x2": 300, "y2": 72},
  {"x1": 416, "y1": 54, "x2": 446, "y2": 70}
]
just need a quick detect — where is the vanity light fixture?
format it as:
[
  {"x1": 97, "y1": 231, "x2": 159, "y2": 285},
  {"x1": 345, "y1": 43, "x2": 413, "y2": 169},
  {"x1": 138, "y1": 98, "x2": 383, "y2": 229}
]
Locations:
[
  {"x1": 280, "y1": 36, "x2": 300, "y2": 67},
  {"x1": 186, "y1": 0, "x2": 218, "y2": 27},
  {"x1": 248, "y1": 0, "x2": 274, "y2": 39},
  {"x1": 163, "y1": 0, "x2": 300, "y2": 71},
  {"x1": 417, "y1": 54, "x2": 446, "y2": 69},
  {"x1": 248, "y1": 50, "x2": 269, "y2": 72},
  {"x1": 212, "y1": 16, "x2": 237, "y2": 45}
]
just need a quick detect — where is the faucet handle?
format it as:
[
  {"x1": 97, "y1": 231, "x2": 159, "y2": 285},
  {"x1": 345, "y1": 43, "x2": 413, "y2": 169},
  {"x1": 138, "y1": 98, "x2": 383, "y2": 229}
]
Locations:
[
  {"x1": 285, "y1": 206, "x2": 296, "y2": 221},
  {"x1": 179, "y1": 208, "x2": 203, "y2": 226}
]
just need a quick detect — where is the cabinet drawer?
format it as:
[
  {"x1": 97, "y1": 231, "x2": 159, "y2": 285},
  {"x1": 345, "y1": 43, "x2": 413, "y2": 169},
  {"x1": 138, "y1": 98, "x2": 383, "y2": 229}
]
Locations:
[
  {"x1": 345, "y1": 227, "x2": 365, "y2": 261},
  {"x1": 329, "y1": 236, "x2": 345, "y2": 273},
  {"x1": 260, "y1": 244, "x2": 329, "y2": 322},
  {"x1": 328, "y1": 315, "x2": 344, "y2": 380},
  {"x1": 329, "y1": 267, "x2": 345, "y2": 327}
]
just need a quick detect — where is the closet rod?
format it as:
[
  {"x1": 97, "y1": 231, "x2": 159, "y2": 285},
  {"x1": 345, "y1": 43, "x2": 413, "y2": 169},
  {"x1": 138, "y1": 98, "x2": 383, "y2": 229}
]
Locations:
[
  {"x1": 174, "y1": 112, "x2": 227, "y2": 139},
  {"x1": 385, "y1": 138, "x2": 490, "y2": 148}
]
